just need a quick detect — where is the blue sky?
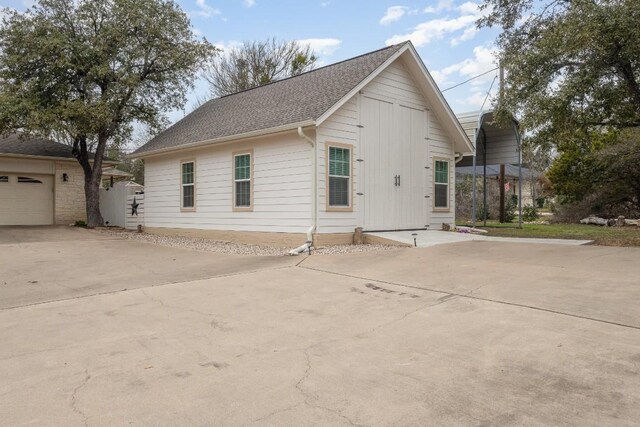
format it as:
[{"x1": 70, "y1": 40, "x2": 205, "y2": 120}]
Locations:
[{"x1": 3, "y1": 0, "x2": 502, "y2": 124}]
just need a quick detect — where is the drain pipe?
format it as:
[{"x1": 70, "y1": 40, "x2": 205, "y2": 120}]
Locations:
[
  {"x1": 290, "y1": 126, "x2": 317, "y2": 256},
  {"x1": 454, "y1": 152, "x2": 465, "y2": 164}
]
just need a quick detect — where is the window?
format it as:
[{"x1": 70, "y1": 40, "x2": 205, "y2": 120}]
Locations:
[
  {"x1": 0, "y1": 176, "x2": 7, "y2": 183},
  {"x1": 18, "y1": 176, "x2": 43, "y2": 184},
  {"x1": 328, "y1": 145, "x2": 351, "y2": 209},
  {"x1": 434, "y1": 159, "x2": 449, "y2": 210},
  {"x1": 181, "y1": 161, "x2": 195, "y2": 209},
  {"x1": 234, "y1": 152, "x2": 252, "y2": 209}
]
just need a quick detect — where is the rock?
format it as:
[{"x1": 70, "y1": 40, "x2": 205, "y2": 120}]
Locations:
[
  {"x1": 580, "y1": 216, "x2": 608, "y2": 226},
  {"x1": 616, "y1": 216, "x2": 626, "y2": 227}
]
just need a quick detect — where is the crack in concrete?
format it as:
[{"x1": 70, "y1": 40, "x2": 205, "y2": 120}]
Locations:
[
  {"x1": 294, "y1": 346, "x2": 369, "y2": 427},
  {"x1": 251, "y1": 402, "x2": 305, "y2": 423},
  {"x1": 70, "y1": 368, "x2": 91, "y2": 427},
  {"x1": 298, "y1": 265, "x2": 640, "y2": 331},
  {"x1": 284, "y1": 296, "x2": 454, "y2": 427}
]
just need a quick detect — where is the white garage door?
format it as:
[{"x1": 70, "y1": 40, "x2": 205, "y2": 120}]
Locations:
[{"x1": 0, "y1": 174, "x2": 54, "y2": 225}]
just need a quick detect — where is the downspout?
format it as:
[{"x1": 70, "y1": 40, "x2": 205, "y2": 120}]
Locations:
[
  {"x1": 454, "y1": 152, "x2": 465, "y2": 164},
  {"x1": 290, "y1": 126, "x2": 317, "y2": 256}
]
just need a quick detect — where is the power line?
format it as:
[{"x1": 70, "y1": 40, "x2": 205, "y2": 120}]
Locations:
[
  {"x1": 441, "y1": 67, "x2": 499, "y2": 92},
  {"x1": 480, "y1": 75, "x2": 498, "y2": 112}
]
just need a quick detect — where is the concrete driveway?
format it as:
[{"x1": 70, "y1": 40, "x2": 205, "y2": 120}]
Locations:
[{"x1": 1, "y1": 226, "x2": 639, "y2": 426}]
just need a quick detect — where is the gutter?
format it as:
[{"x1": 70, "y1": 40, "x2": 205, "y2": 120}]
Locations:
[
  {"x1": 128, "y1": 120, "x2": 316, "y2": 159},
  {"x1": 290, "y1": 126, "x2": 318, "y2": 255},
  {"x1": 0, "y1": 152, "x2": 118, "y2": 165}
]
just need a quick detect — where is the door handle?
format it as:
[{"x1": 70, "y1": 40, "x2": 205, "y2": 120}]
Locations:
[{"x1": 398, "y1": 175, "x2": 401, "y2": 186}]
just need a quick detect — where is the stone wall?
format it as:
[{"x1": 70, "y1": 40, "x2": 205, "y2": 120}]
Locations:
[{"x1": 54, "y1": 161, "x2": 86, "y2": 224}]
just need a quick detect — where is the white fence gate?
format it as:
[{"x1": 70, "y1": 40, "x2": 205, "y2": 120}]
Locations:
[
  {"x1": 125, "y1": 194, "x2": 144, "y2": 230},
  {"x1": 99, "y1": 181, "x2": 143, "y2": 228}
]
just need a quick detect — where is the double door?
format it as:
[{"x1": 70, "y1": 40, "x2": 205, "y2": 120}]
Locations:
[{"x1": 359, "y1": 95, "x2": 428, "y2": 231}]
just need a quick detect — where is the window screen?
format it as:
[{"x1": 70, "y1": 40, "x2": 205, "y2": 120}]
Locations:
[
  {"x1": 181, "y1": 162, "x2": 195, "y2": 208},
  {"x1": 434, "y1": 160, "x2": 449, "y2": 209},
  {"x1": 328, "y1": 146, "x2": 350, "y2": 207},
  {"x1": 234, "y1": 154, "x2": 251, "y2": 208}
]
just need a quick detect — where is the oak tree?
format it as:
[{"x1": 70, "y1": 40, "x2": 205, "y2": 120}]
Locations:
[{"x1": 0, "y1": 0, "x2": 214, "y2": 226}]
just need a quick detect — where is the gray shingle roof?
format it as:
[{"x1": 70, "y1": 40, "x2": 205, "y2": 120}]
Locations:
[
  {"x1": 0, "y1": 134, "x2": 79, "y2": 159},
  {"x1": 134, "y1": 43, "x2": 407, "y2": 156}
]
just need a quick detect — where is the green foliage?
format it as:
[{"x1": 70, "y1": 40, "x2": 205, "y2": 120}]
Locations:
[
  {"x1": 201, "y1": 38, "x2": 318, "y2": 99},
  {"x1": 74, "y1": 220, "x2": 87, "y2": 227},
  {"x1": 0, "y1": 0, "x2": 214, "y2": 226},
  {"x1": 480, "y1": 0, "x2": 640, "y2": 219},
  {"x1": 504, "y1": 197, "x2": 517, "y2": 223},
  {"x1": 548, "y1": 128, "x2": 640, "y2": 217},
  {"x1": 480, "y1": 0, "x2": 640, "y2": 135},
  {"x1": 522, "y1": 205, "x2": 539, "y2": 222}
]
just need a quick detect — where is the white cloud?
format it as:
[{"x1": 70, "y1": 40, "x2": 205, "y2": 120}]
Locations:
[
  {"x1": 423, "y1": 0, "x2": 454, "y2": 14},
  {"x1": 434, "y1": 44, "x2": 499, "y2": 109},
  {"x1": 450, "y1": 26, "x2": 478, "y2": 46},
  {"x1": 194, "y1": 0, "x2": 221, "y2": 18},
  {"x1": 386, "y1": 14, "x2": 478, "y2": 46},
  {"x1": 458, "y1": 89, "x2": 495, "y2": 109},
  {"x1": 320, "y1": 1, "x2": 331, "y2": 7},
  {"x1": 243, "y1": 0, "x2": 256, "y2": 7},
  {"x1": 439, "y1": 45, "x2": 498, "y2": 84},
  {"x1": 297, "y1": 38, "x2": 342, "y2": 56},
  {"x1": 380, "y1": 6, "x2": 408, "y2": 25},
  {"x1": 386, "y1": 2, "x2": 487, "y2": 47},
  {"x1": 457, "y1": 1, "x2": 481, "y2": 15},
  {"x1": 212, "y1": 40, "x2": 243, "y2": 57}
]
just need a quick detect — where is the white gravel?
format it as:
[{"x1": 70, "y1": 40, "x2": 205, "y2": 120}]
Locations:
[{"x1": 98, "y1": 229, "x2": 402, "y2": 256}]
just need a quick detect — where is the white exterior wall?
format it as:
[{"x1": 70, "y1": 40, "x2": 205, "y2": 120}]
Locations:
[
  {"x1": 143, "y1": 132, "x2": 313, "y2": 233},
  {"x1": 316, "y1": 57, "x2": 455, "y2": 233}
]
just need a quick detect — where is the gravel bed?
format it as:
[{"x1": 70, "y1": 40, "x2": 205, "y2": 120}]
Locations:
[{"x1": 98, "y1": 229, "x2": 402, "y2": 256}]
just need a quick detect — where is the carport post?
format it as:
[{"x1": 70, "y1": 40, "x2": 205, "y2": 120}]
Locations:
[
  {"x1": 515, "y1": 122, "x2": 523, "y2": 229},
  {"x1": 471, "y1": 135, "x2": 477, "y2": 227}
]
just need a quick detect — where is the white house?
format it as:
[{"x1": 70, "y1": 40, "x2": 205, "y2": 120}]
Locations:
[{"x1": 131, "y1": 42, "x2": 474, "y2": 246}]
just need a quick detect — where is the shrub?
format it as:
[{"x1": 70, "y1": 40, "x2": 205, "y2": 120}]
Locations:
[{"x1": 522, "y1": 205, "x2": 539, "y2": 222}]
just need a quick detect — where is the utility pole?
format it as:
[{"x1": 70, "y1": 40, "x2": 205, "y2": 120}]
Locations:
[{"x1": 498, "y1": 62, "x2": 506, "y2": 223}]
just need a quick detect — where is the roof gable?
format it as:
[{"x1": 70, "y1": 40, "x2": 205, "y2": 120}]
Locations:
[{"x1": 133, "y1": 43, "x2": 407, "y2": 157}]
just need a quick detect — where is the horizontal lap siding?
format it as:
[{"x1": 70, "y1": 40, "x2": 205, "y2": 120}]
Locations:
[
  {"x1": 144, "y1": 133, "x2": 312, "y2": 233},
  {"x1": 428, "y1": 119, "x2": 455, "y2": 228},
  {"x1": 317, "y1": 57, "x2": 456, "y2": 233},
  {"x1": 317, "y1": 98, "x2": 359, "y2": 233}
]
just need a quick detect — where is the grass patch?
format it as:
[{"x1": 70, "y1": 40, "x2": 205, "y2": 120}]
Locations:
[{"x1": 462, "y1": 222, "x2": 640, "y2": 246}]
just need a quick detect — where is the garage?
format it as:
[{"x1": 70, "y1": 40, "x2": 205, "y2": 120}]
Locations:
[
  {"x1": 0, "y1": 173, "x2": 54, "y2": 225},
  {"x1": 1, "y1": 133, "x2": 117, "y2": 226}
]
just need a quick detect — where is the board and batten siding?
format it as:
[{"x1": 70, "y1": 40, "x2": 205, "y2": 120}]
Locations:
[
  {"x1": 316, "y1": 56, "x2": 455, "y2": 233},
  {"x1": 143, "y1": 132, "x2": 312, "y2": 233}
]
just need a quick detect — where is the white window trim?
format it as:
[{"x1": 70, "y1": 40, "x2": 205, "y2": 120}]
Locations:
[
  {"x1": 433, "y1": 158, "x2": 450, "y2": 211},
  {"x1": 233, "y1": 150, "x2": 253, "y2": 211},
  {"x1": 326, "y1": 142, "x2": 353, "y2": 212},
  {"x1": 180, "y1": 160, "x2": 196, "y2": 211}
]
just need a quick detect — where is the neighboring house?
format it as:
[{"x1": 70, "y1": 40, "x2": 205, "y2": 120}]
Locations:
[
  {"x1": 131, "y1": 42, "x2": 474, "y2": 246},
  {"x1": 0, "y1": 134, "x2": 115, "y2": 225}
]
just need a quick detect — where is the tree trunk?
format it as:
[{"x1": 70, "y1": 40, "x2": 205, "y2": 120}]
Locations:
[
  {"x1": 73, "y1": 135, "x2": 105, "y2": 228},
  {"x1": 84, "y1": 171, "x2": 104, "y2": 228}
]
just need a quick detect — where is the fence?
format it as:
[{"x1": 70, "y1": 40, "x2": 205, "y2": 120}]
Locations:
[{"x1": 125, "y1": 193, "x2": 144, "y2": 230}]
